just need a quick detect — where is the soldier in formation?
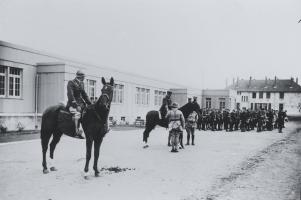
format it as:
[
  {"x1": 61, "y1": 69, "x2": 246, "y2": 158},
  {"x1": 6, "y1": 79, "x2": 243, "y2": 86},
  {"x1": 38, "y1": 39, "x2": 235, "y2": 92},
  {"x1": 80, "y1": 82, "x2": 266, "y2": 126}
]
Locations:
[{"x1": 196, "y1": 108, "x2": 288, "y2": 133}]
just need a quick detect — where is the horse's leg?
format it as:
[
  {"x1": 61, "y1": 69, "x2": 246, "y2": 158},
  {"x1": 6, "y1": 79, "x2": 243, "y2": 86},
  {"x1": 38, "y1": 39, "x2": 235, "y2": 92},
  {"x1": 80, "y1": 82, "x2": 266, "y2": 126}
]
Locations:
[
  {"x1": 49, "y1": 130, "x2": 63, "y2": 171},
  {"x1": 93, "y1": 138, "x2": 103, "y2": 177},
  {"x1": 143, "y1": 124, "x2": 156, "y2": 148},
  {"x1": 84, "y1": 136, "x2": 93, "y2": 178},
  {"x1": 41, "y1": 131, "x2": 52, "y2": 174}
]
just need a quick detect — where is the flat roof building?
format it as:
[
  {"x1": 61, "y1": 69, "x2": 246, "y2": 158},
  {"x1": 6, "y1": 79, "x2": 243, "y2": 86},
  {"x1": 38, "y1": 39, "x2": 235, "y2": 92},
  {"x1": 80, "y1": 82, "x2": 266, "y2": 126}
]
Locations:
[{"x1": 0, "y1": 41, "x2": 202, "y2": 131}]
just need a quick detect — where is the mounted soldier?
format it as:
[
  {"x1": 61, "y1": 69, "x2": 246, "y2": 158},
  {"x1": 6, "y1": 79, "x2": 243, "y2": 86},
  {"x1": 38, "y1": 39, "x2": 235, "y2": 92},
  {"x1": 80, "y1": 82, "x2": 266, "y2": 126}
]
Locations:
[
  {"x1": 160, "y1": 91, "x2": 172, "y2": 120},
  {"x1": 67, "y1": 70, "x2": 92, "y2": 139}
]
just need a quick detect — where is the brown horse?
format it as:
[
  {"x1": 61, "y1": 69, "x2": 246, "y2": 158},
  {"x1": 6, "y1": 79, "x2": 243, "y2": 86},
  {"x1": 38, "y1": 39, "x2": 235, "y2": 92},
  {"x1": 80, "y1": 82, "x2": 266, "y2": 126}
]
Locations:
[{"x1": 40, "y1": 77, "x2": 114, "y2": 177}]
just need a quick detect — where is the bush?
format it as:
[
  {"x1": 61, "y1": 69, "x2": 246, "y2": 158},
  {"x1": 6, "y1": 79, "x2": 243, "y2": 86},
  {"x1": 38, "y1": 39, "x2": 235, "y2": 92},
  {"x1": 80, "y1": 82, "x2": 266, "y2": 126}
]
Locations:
[
  {"x1": 0, "y1": 123, "x2": 7, "y2": 134},
  {"x1": 16, "y1": 122, "x2": 25, "y2": 132}
]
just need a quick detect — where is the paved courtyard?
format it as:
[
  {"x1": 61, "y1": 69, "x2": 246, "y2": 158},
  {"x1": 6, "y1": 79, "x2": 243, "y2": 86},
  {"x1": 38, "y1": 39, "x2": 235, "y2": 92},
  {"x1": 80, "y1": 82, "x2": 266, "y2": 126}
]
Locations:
[{"x1": 0, "y1": 122, "x2": 300, "y2": 200}]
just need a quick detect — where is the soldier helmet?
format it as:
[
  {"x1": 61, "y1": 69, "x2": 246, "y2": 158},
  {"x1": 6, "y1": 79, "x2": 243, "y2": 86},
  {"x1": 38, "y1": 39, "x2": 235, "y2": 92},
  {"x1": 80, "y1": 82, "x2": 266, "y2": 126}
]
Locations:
[
  {"x1": 171, "y1": 102, "x2": 179, "y2": 108},
  {"x1": 167, "y1": 91, "x2": 172, "y2": 95},
  {"x1": 193, "y1": 96, "x2": 197, "y2": 100},
  {"x1": 76, "y1": 70, "x2": 85, "y2": 77}
]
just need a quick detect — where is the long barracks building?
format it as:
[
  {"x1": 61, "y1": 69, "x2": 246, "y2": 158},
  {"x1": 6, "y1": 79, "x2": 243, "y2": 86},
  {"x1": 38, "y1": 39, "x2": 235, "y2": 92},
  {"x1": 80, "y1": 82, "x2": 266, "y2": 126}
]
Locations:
[{"x1": 0, "y1": 41, "x2": 202, "y2": 131}]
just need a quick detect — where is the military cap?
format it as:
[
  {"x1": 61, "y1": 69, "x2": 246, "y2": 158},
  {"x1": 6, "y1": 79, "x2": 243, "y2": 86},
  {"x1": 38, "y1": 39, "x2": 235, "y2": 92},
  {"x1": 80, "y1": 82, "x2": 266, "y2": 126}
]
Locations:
[
  {"x1": 76, "y1": 70, "x2": 85, "y2": 77},
  {"x1": 193, "y1": 96, "x2": 197, "y2": 100},
  {"x1": 171, "y1": 102, "x2": 179, "y2": 108},
  {"x1": 167, "y1": 91, "x2": 172, "y2": 95}
]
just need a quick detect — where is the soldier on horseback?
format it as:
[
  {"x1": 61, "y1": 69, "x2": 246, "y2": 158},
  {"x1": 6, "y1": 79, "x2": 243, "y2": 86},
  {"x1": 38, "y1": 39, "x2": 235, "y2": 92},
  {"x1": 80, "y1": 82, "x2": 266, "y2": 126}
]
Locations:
[
  {"x1": 67, "y1": 70, "x2": 92, "y2": 139},
  {"x1": 160, "y1": 91, "x2": 172, "y2": 119}
]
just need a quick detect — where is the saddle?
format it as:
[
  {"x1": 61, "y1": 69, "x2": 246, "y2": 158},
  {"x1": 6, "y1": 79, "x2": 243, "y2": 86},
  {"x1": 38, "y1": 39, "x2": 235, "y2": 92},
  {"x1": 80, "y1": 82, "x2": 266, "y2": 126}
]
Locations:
[{"x1": 57, "y1": 108, "x2": 76, "y2": 137}]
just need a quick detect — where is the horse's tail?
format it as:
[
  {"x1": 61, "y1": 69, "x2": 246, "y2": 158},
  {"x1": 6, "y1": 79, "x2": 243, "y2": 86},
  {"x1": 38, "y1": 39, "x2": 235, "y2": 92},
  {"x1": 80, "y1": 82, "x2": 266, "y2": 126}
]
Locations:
[
  {"x1": 41, "y1": 103, "x2": 65, "y2": 139},
  {"x1": 143, "y1": 110, "x2": 160, "y2": 143}
]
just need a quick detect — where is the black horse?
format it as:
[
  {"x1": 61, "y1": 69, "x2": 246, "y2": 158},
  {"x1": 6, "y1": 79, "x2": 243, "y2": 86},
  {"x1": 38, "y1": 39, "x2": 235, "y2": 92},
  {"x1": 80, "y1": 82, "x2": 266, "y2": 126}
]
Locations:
[
  {"x1": 41, "y1": 77, "x2": 114, "y2": 177},
  {"x1": 142, "y1": 102, "x2": 200, "y2": 147}
]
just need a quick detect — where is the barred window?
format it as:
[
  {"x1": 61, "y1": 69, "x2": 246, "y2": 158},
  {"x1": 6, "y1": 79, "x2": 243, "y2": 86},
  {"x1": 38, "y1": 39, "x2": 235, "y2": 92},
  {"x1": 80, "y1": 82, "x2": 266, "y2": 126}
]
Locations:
[{"x1": 112, "y1": 84, "x2": 124, "y2": 103}]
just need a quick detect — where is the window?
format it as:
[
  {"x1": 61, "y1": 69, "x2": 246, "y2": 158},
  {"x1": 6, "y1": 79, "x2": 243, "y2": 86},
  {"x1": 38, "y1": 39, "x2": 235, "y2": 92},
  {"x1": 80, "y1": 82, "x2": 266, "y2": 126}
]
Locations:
[
  {"x1": 206, "y1": 98, "x2": 211, "y2": 109},
  {"x1": 279, "y1": 92, "x2": 284, "y2": 99},
  {"x1": 0, "y1": 66, "x2": 22, "y2": 98},
  {"x1": 219, "y1": 98, "x2": 226, "y2": 109},
  {"x1": 8, "y1": 67, "x2": 22, "y2": 97},
  {"x1": 136, "y1": 87, "x2": 150, "y2": 105},
  {"x1": 251, "y1": 103, "x2": 253, "y2": 110},
  {"x1": 154, "y1": 90, "x2": 166, "y2": 106},
  {"x1": 86, "y1": 79, "x2": 96, "y2": 101},
  {"x1": 241, "y1": 96, "x2": 248, "y2": 102},
  {"x1": 237, "y1": 91, "x2": 241, "y2": 95},
  {"x1": 266, "y1": 92, "x2": 270, "y2": 99},
  {"x1": 0, "y1": 66, "x2": 5, "y2": 96},
  {"x1": 252, "y1": 92, "x2": 256, "y2": 98},
  {"x1": 259, "y1": 92, "x2": 263, "y2": 99},
  {"x1": 112, "y1": 84, "x2": 124, "y2": 103}
]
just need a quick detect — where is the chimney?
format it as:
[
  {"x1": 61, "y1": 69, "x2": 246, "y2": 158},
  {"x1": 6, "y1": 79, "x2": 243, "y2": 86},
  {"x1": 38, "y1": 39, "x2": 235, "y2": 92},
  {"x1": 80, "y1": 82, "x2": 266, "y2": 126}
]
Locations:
[
  {"x1": 296, "y1": 77, "x2": 299, "y2": 84},
  {"x1": 273, "y1": 76, "x2": 277, "y2": 88},
  {"x1": 236, "y1": 77, "x2": 239, "y2": 87},
  {"x1": 290, "y1": 77, "x2": 294, "y2": 88},
  {"x1": 265, "y1": 76, "x2": 268, "y2": 85},
  {"x1": 248, "y1": 76, "x2": 252, "y2": 88}
]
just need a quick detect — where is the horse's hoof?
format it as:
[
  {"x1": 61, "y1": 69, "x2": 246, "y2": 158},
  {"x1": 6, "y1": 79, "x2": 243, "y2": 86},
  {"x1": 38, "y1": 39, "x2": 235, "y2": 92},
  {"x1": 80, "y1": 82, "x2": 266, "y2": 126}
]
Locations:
[
  {"x1": 95, "y1": 172, "x2": 100, "y2": 177},
  {"x1": 143, "y1": 145, "x2": 149, "y2": 149},
  {"x1": 50, "y1": 167, "x2": 57, "y2": 171},
  {"x1": 43, "y1": 169, "x2": 49, "y2": 174}
]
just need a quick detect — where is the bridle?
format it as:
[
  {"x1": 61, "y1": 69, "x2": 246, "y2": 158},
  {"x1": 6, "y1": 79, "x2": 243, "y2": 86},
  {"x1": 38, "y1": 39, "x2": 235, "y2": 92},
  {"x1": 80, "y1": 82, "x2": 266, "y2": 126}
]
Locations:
[{"x1": 98, "y1": 84, "x2": 113, "y2": 110}]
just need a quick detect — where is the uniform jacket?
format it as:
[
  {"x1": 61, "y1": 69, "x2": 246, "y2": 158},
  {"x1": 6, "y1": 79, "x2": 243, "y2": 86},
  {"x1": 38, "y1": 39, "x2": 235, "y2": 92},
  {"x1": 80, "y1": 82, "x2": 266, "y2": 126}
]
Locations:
[
  {"x1": 166, "y1": 109, "x2": 185, "y2": 130},
  {"x1": 67, "y1": 78, "x2": 92, "y2": 109}
]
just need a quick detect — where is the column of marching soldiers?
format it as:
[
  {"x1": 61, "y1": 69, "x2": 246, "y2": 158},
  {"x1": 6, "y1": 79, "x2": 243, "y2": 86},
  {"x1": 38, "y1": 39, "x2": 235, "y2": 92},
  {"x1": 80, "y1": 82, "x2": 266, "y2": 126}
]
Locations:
[{"x1": 197, "y1": 108, "x2": 288, "y2": 133}]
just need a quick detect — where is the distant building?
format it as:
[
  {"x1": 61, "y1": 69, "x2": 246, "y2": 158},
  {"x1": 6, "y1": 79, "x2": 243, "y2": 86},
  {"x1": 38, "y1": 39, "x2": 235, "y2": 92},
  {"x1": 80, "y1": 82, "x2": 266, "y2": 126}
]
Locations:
[
  {"x1": 227, "y1": 77, "x2": 301, "y2": 115},
  {"x1": 0, "y1": 41, "x2": 202, "y2": 131},
  {"x1": 201, "y1": 89, "x2": 234, "y2": 110}
]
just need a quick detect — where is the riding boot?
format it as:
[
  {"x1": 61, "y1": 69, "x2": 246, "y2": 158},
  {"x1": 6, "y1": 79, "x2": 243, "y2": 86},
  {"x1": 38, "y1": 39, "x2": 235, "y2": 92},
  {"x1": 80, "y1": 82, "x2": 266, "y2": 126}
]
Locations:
[
  {"x1": 74, "y1": 119, "x2": 85, "y2": 139},
  {"x1": 186, "y1": 134, "x2": 190, "y2": 145},
  {"x1": 168, "y1": 132, "x2": 171, "y2": 146},
  {"x1": 192, "y1": 135, "x2": 195, "y2": 145}
]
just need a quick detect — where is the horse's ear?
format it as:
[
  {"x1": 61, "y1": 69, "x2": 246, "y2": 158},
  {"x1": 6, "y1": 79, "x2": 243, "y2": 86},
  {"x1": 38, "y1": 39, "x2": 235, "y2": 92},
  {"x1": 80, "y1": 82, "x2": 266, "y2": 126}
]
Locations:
[
  {"x1": 110, "y1": 77, "x2": 114, "y2": 86},
  {"x1": 101, "y1": 77, "x2": 106, "y2": 85}
]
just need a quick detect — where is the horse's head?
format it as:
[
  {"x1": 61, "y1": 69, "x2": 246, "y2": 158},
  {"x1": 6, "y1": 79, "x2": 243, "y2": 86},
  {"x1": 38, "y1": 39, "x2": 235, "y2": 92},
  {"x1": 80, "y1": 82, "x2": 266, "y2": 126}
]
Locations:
[
  {"x1": 96, "y1": 77, "x2": 114, "y2": 110},
  {"x1": 180, "y1": 102, "x2": 201, "y2": 119}
]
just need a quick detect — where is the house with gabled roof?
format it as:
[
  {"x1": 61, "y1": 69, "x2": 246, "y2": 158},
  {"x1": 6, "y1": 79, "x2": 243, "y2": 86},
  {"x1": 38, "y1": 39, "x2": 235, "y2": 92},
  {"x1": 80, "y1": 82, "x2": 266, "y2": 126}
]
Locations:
[{"x1": 227, "y1": 77, "x2": 301, "y2": 115}]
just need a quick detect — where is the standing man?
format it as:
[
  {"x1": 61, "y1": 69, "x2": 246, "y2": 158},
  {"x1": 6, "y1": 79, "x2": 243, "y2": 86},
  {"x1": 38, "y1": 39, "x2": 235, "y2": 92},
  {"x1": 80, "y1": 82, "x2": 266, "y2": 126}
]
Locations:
[
  {"x1": 277, "y1": 108, "x2": 287, "y2": 133},
  {"x1": 67, "y1": 70, "x2": 92, "y2": 139},
  {"x1": 166, "y1": 102, "x2": 185, "y2": 152}
]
